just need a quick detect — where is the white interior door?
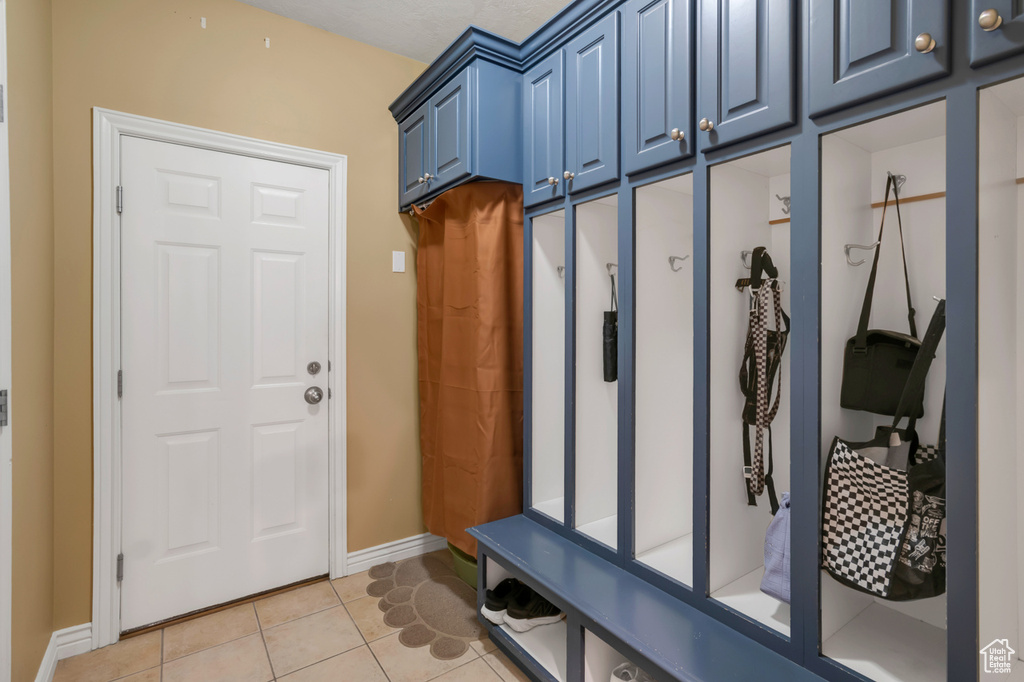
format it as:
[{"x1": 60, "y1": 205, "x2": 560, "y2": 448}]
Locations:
[{"x1": 119, "y1": 136, "x2": 330, "y2": 630}]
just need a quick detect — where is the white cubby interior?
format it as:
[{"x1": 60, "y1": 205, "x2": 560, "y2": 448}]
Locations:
[
  {"x1": 584, "y1": 629, "x2": 653, "y2": 682},
  {"x1": 979, "y1": 79, "x2": 1024, "y2": 680},
  {"x1": 633, "y1": 175, "x2": 695, "y2": 586},
  {"x1": 532, "y1": 209, "x2": 567, "y2": 522},
  {"x1": 484, "y1": 557, "x2": 568, "y2": 681},
  {"x1": 575, "y1": 195, "x2": 620, "y2": 549},
  {"x1": 820, "y1": 101, "x2": 948, "y2": 682},
  {"x1": 708, "y1": 145, "x2": 792, "y2": 635}
]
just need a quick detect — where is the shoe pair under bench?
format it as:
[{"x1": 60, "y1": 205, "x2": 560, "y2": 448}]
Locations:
[{"x1": 481, "y1": 578, "x2": 565, "y2": 632}]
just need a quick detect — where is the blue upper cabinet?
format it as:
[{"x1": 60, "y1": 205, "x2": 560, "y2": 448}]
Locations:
[
  {"x1": 622, "y1": 0, "x2": 694, "y2": 174},
  {"x1": 808, "y1": 0, "x2": 950, "y2": 117},
  {"x1": 431, "y1": 70, "x2": 471, "y2": 190},
  {"x1": 392, "y1": 58, "x2": 522, "y2": 211},
  {"x1": 697, "y1": 0, "x2": 795, "y2": 151},
  {"x1": 399, "y1": 102, "x2": 429, "y2": 209},
  {"x1": 524, "y1": 51, "x2": 566, "y2": 208},
  {"x1": 969, "y1": 1, "x2": 1024, "y2": 67},
  {"x1": 565, "y1": 12, "x2": 620, "y2": 193}
]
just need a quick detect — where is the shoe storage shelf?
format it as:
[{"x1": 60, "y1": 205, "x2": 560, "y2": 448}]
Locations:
[{"x1": 388, "y1": 1, "x2": 1024, "y2": 680}]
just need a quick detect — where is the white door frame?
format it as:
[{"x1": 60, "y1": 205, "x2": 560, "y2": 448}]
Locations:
[
  {"x1": 0, "y1": 1, "x2": 13, "y2": 678},
  {"x1": 92, "y1": 108, "x2": 348, "y2": 649}
]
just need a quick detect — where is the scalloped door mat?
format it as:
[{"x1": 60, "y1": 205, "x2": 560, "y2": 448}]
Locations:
[{"x1": 367, "y1": 554, "x2": 486, "y2": 660}]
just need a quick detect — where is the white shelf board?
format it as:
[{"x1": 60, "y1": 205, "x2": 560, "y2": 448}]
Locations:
[
  {"x1": 823, "y1": 602, "x2": 946, "y2": 682},
  {"x1": 710, "y1": 566, "x2": 790, "y2": 637},
  {"x1": 636, "y1": 533, "x2": 693, "y2": 587},
  {"x1": 532, "y1": 497, "x2": 564, "y2": 522},
  {"x1": 576, "y1": 514, "x2": 617, "y2": 549},
  {"x1": 500, "y1": 619, "x2": 568, "y2": 682}
]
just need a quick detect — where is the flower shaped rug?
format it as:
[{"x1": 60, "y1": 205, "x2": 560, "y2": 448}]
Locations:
[{"x1": 367, "y1": 553, "x2": 485, "y2": 660}]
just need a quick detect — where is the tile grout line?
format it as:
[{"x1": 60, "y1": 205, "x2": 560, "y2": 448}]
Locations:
[
  {"x1": 331, "y1": 575, "x2": 395, "y2": 682},
  {"x1": 254, "y1": 601, "x2": 278, "y2": 681}
]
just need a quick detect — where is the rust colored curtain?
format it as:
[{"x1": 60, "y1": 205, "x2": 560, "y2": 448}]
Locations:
[{"x1": 415, "y1": 181, "x2": 524, "y2": 556}]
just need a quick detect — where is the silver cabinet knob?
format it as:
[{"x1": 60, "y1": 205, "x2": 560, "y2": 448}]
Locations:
[
  {"x1": 699, "y1": 118, "x2": 714, "y2": 132},
  {"x1": 563, "y1": 170, "x2": 575, "y2": 180},
  {"x1": 417, "y1": 177, "x2": 425, "y2": 184},
  {"x1": 304, "y1": 386, "x2": 324, "y2": 405},
  {"x1": 979, "y1": 8, "x2": 1003, "y2": 31},
  {"x1": 670, "y1": 128, "x2": 684, "y2": 141},
  {"x1": 547, "y1": 176, "x2": 559, "y2": 186},
  {"x1": 423, "y1": 173, "x2": 433, "y2": 181},
  {"x1": 914, "y1": 32, "x2": 936, "y2": 53}
]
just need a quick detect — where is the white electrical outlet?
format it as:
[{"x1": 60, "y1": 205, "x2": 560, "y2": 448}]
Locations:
[{"x1": 392, "y1": 251, "x2": 406, "y2": 273}]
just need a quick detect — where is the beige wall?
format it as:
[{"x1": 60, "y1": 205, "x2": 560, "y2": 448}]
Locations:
[
  {"x1": 9, "y1": 0, "x2": 57, "y2": 678},
  {"x1": 49, "y1": 0, "x2": 426, "y2": 629}
]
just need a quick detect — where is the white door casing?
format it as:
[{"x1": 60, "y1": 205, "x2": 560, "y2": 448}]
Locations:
[
  {"x1": 119, "y1": 137, "x2": 330, "y2": 630},
  {"x1": 94, "y1": 109, "x2": 347, "y2": 646}
]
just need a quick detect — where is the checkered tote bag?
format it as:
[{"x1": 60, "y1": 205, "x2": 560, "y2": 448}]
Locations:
[{"x1": 822, "y1": 299, "x2": 946, "y2": 600}]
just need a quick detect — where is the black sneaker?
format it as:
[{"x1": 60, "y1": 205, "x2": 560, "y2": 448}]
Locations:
[
  {"x1": 503, "y1": 585, "x2": 564, "y2": 632},
  {"x1": 480, "y1": 578, "x2": 523, "y2": 625}
]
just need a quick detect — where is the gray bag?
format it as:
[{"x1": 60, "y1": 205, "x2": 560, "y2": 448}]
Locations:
[{"x1": 760, "y1": 492, "x2": 791, "y2": 603}]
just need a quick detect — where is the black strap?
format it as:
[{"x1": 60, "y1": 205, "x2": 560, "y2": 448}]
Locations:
[
  {"x1": 609, "y1": 273, "x2": 617, "y2": 312},
  {"x1": 889, "y1": 299, "x2": 945, "y2": 438},
  {"x1": 855, "y1": 174, "x2": 918, "y2": 351},
  {"x1": 742, "y1": 424, "x2": 779, "y2": 515}
]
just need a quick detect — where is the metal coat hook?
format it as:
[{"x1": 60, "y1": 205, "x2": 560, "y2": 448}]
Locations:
[
  {"x1": 606, "y1": 262, "x2": 618, "y2": 275},
  {"x1": 887, "y1": 171, "x2": 907, "y2": 194},
  {"x1": 668, "y1": 255, "x2": 689, "y2": 271},
  {"x1": 557, "y1": 266, "x2": 565, "y2": 279},
  {"x1": 845, "y1": 241, "x2": 880, "y2": 266},
  {"x1": 741, "y1": 250, "x2": 753, "y2": 269},
  {"x1": 775, "y1": 194, "x2": 791, "y2": 215}
]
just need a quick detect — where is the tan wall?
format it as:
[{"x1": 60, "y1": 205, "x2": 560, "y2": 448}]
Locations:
[
  {"x1": 9, "y1": 0, "x2": 57, "y2": 678},
  {"x1": 50, "y1": 0, "x2": 426, "y2": 629}
]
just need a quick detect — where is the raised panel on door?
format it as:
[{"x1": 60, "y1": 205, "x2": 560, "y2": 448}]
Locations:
[
  {"x1": 623, "y1": 0, "x2": 694, "y2": 174},
  {"x1": 808, "y1": 0, "x2": 950, "y2": 117},
  {"x1": 970, "y1": 0, "x2": 1024, "y2": 66},
  {"x1": 698, "y1": 0, "x2": 794, "y2": 150},
  {"x1": 399, "y1": 102, "x2": 429, "y2": 208},
  {"x1": 430, "y1": 69, "x2": 473, "y2": 190},
  {"x1": 524, "y1": 51, "x2": 566, "y2": 208},
  {"x1": 566, "y1": 12, "x2": 620, "y2": 192}
]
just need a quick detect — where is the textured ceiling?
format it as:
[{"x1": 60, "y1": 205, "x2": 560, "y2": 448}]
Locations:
[{"x1": 238, "y1": 0, "x2": 570, "y2": 63}]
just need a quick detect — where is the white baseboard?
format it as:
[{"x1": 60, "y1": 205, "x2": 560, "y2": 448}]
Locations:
[
  {"x1": 346, "y1": 532, "x2": 448, "y2": 574},
  {"x1": 35, "y1": 623, "x2": 92, "y2": 682}
]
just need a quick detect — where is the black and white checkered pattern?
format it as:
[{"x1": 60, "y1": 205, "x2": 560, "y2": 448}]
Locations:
[
  {"x1": 822, "y1": 438, "x2": 909, "y2": 597},
  {"x1": 914, "y1": 442, "x2": 940, "y2": 463},
  {"x1": 748, "y1": 281, "x2": 783, "y2": 498}
]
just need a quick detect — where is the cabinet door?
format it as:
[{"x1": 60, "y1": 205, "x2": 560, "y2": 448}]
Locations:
[
  {"x1": 399, "y1": 102, "x2": 429, "y2": 208},
  {"x1": 622, "y1": 0, "x2": 694, "y2": 174},
  {"x1": 524, "y1": 51, "x2": 566, "y2": 208},
  {"x1": 698, "y1": 0, "x2": 794, "y2": 151},
  {"x1": 565, "y1": 12, "x2": 620, "y2": 193},
  {"x1": 808, "y1": 0, "x2": 950, "y2": 117},
  {"x1": 430, "y1": 69, "x2": 472, "y2": 190},
  {"x1": 969, "y1": 1, "x2": 1024, "y2": 67}
]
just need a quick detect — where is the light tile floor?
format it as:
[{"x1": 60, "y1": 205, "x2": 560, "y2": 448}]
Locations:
[{"x1": 53, "y1": 550, "x2": 530, "y2": 682}]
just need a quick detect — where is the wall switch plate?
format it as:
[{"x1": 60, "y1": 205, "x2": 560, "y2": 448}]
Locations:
[{"x1": 392, "y1": 251, "x2": 406, "y2": 273}]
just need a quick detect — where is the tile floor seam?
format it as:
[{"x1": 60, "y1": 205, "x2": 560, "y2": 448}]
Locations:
[
  {"x1": 253, "y1": 601, "x2": 278, "y2": 681},
  {"x1": 340, "y1": 593, "x2": 397, "y2": 681}
]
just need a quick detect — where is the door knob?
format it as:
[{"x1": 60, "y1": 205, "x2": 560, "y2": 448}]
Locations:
[
  {"x1": 423, "y1": 173, "x2": 433, "y2": 181},
  {"x1": 547, "y1": 176, "x2": 559, "y2": 185},
  {"x1": 979, "y1": 8, "x2": 1003, "y2": 31},
  {"x1": 670, "y1": 128, "x2": 684, "y2": 141},
  {"x1": 699, "y1": 118, "x2": 714, "y2": 132},
  {"x1": 563, "y1": 170, "x2": 575, "y2": 180},
  {"x1": 304, "y1": 387, "x2": 324, "y2": 405},
  {"x1": 914, "y1": 32, "x2": 936, "y2": 53},
  {"x1": 417, "y1": 177, "x2": 425, "y2": 184}
]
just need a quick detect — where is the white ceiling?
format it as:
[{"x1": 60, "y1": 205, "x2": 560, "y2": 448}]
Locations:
[{"x1": 238, "y1": 0, "x2": 571, "y2": 63}]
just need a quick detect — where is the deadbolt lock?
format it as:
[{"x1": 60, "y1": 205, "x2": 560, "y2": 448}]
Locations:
[{"x1": 307, "y1": 361, "x2": 322, "y2": 376}]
